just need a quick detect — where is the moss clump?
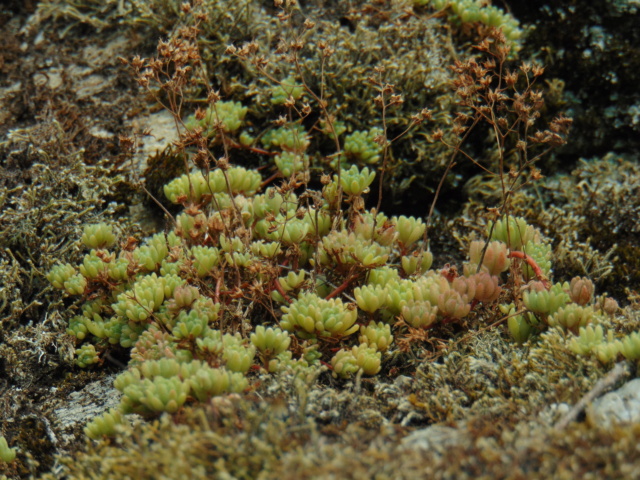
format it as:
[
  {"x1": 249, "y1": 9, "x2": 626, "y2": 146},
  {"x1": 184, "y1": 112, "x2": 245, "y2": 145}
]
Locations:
[
  {"x1": 0, "y1": 126, "x2": 126, "y2": 329},
  {"x1": 40, "y1": 331, "x2": 639, "y2": 480}
]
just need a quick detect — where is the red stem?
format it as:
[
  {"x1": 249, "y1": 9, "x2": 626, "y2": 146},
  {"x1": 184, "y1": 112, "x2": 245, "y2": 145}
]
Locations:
[
  {"x1": 508, "y1": 250, "x2": 550, "y2": 289},
  {"x1": 273, "y1": 278, "x2": 292, "y2": 304},
  {"x1": 325, "y1": 274, "x2": 358, "y2": 300}
]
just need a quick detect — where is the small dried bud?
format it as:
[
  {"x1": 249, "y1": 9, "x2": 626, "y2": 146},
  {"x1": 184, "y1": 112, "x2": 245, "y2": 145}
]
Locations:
[
  {"x1": 130, "y1": 55, "x2": 144, "y2": 69},
  {"x1": 122, "y1": 236, "x2": 138, "y2": 252},
  {"x1": 118, "y1": 134, "x2": 135, "y2": 152},
  {"x1": 157, "y1": 40, "x2": 172, "y2": 57},
  {"x1": 216, "y1": 156, "x2": 229, "y2": 170},
  {"x1": 504, "y1": 70, "x2": 518, "y2": 87},
  {"x1": 352, "y1": 195, "x2": 365, "y2": 212},
  {"x1": 194, "y1": 107, "x2": 207, "y2": 121},
  {"x1": 373, "y1": 134, "x2": 387, "y2": 147},
  {"x1": 530, "y1": 168, "x2": 543, "y2": 181},
  {"x1": 193, "y1": 148, "x2": 210, "y2": 169},
  {"x1": 602, "y1": 297, "x2": 618, "y2": 316},
  {"x1": 207, "y1": 90, "x2": 221, "y2": 104},
  {"x1": 550, "y1": 115, "x2": 573, "y2": 135},
  {"x1": 303, "y1": 18, "x2": 315, "y2": 29},
  {"x1": 483, "y1": 58, "x2": 496, "y2": 70},
  {"x1": 273, "y1": 41, "x2": 287, "y2": 56},
  {"x1": 389, "y1": 94, "x2": 404, "y2": 106},
  {"x1": 532, "y1": 65, "x2": 545, "y2": 77},
  {"x1": 180, "y1": 2, "x2": 191, "y2": 13},
  {"x1": 225, "y1": 44, "x2": 237, "y2": 55},
  {"x1": 451, "y1": 124, "x2": 468, "y2": 136},
  {"x1": 322, "y1": 45, "x2": 335, "y2": 58}
]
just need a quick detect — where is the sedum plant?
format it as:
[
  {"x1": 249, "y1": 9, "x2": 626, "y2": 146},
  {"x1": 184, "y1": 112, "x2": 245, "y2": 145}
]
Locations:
[
  {"x1": 280, "y1": 293, "x2": 359, "y2": 340},
  {"x1": 50, "y1": 172, "x2": 620, "y2": 437},
  {"x1": 489, "y1": 216, "x2": 537, "y2": 251},
  {"x1": 359, "y1": 321, "x2": 394, "y2": 352},
  {"x1": 43, "y1": 19, "x2": 615, "y2": 446},
  {"x1": 415, "y1": 0, "x2": 523, "y2": 44},
  {"x1": 331, "y1": 344, "x2": 382, "y2": 378},
  {"x1": 187, "y1": 100, "x2": 248, "y2": 136},
  {"x1": 548, "y1": 304, "x2": 595, "y2": 333},
  {"x1": 0, "y1": 436, "x2": 16, "y2": 463},
  {"x1": 337, "y1": 165, "x2": 377, "y2": 197},
  {"x1": 618, "y1": 332, "x2": 640, "y2": 361},
  {"x1": 81, "y1": 223, "x2": 117, "y2": 249},
  {"x1": 341, "y1": 128, "x2": 384, "y2": 165},
  {"x1": 271, "y1": 76, "x2": 304, "y2": 106},
  {"x1": 84, "y1": 408, "x2": 126, "y2": 440}
]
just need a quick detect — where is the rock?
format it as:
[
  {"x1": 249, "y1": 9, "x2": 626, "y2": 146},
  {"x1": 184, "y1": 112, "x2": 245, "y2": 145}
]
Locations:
[{"x1": 588, "y1": 378, "x2": 640, "y2": 428}]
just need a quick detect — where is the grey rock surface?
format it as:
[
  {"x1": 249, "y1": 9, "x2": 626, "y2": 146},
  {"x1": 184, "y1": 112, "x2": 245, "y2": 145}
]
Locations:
[{"x1": 589, "y1": 378, "x2": 640, "y2": 428}]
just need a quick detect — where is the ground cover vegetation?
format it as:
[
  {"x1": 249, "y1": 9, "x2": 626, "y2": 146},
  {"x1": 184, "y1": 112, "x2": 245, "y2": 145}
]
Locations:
[{"x1": 1, "y1": 0, "x2": 640, "y2": 478}]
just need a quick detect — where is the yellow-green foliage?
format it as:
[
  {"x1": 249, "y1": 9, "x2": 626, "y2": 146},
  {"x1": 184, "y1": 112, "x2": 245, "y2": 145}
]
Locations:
[
  {"x1": 280, "y1": 293, "x2": 359, "y2": 340},
  {"x1": 0, "y1": 436, "x2": 16, "y2": 463},
  {"x1": 415, "y1": 0, "x2": 523, "y2": 44},
  {"x1": 270, "y1": 76, "x2": 304, "y2": 105},
  {"x1": 341, "y1": 128, "x2": 384, "y2": 165},
  {"x1": 187, "y1": 100, "x2": 248, "y2": 135},
  {"x1": 82, "y1": 223, "x2": 117, "y2": 249},
  {"x1": 48, "y1": 155, "x2": 636, "y2": 438},
  {"x1": 331, "y1": 344, "x2": 382, "y2": 378}
]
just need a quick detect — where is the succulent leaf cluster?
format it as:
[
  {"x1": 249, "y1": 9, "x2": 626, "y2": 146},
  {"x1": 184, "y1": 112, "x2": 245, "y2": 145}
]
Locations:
[
  {"x1": 280, "y1": 293, "x2": 359, "y2": 340},
  {"x1": 187, "y1": 100, "x2": 248, "y2": 136},
  {"x1": 567, "y1": 323, "x2": 640, "y2": 365},
  {"x1": 341, "y1": 128, "x2": 384, "y2": 165},
  {"x1": 271, "y1": 76, "x2": 305, "y2": 106},
  {"x1": 331, "y1": 344, "x2": 382, "y2": 378},
  {"x1": 415, "y1": 0, "x2": 523, "y2": 44},
  {"x1": 47, "y1": 145, "x2": 631, "y2": 439},
  {"x1": 489, "y1": 216, "x2": 537, "y2": 251},
  {"x1": 0, "y1": 436, "x2": 17, "y2": 463}
]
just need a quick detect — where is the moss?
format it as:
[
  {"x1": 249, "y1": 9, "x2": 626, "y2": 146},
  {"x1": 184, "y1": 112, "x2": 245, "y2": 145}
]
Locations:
[
  {"x1": 2, "y1": 1, "x2": 638, "y2": 479},
  {"x1": 511, "y1": 0, "x2": 640, "y2": 157},
  {"x1": 0, "y1": 120, "x2": 130, "y2": 330},
  {"x1": 41, "y1": 333, "x2": 637, "y2": 480}
]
